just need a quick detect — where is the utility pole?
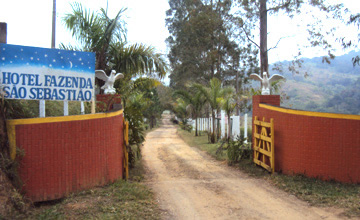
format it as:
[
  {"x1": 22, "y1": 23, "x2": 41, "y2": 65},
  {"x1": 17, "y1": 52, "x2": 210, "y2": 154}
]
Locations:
[
  {"x1": 51, "y1": 0, "x2": 56, "y2": 49},
  {"x1": 0, "y1": 23, "x2": 8, "y2": 156},
  {"x1": 0, "y1": 22, "x2": 7, "y2": 43}
]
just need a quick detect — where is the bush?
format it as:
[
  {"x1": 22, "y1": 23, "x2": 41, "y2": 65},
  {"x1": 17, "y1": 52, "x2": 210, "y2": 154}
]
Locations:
[
  {"x1": 179, "y1": 122, "x2": 192, "y2": 132},
  {"x1": 227, "y1": 136, "x2": 252, "y2": 165}
]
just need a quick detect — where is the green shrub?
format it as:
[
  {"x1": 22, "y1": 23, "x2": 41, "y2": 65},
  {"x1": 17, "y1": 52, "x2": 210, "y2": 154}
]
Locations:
[
  {"x1": 179, "y1": 122, "x2": 192, "y2": 132},
  {"x1": 227, "y1": 136, "x2": 252, "y2": 165}
]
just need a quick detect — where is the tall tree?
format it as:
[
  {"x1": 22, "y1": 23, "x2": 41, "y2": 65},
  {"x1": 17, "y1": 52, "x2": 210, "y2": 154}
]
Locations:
[
  {"x1": 166, "y1": 0, "x2": 243, "y2": 89},
  {"x1": 237, "y1": 0, "x2": 344, "y2": 76}
]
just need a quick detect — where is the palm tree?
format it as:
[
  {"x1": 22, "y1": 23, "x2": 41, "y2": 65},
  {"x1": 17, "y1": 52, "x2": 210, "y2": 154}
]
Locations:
[
  {"x1": 63, "y1": 2, "x2": 126, "y2": 70},
  {"x1": 62, "y1": 3, "x2": 167, "y2": 78},
  {"x1": 110, "y1": 42, "x2": 167, "y2": 78},
  {"x1": 193, "y1": 78, "x2": 233, "y2": 143},
  {"x1": 173, "y1": 90, "x2": 205, "y2": 136},
  {"x1": 220, "y1": 90, "x2": 236, "y2": 142},
  {"x1": 62, "y1": 3, "x2": 168, "y2": 156},
  {"x1": 173, "y1": 98, "x2": 188, "y2": 126}
]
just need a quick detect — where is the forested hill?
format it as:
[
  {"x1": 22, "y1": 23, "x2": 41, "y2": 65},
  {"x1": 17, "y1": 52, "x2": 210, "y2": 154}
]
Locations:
[{"x1": 270, "y1": 51, "x2": 360, "y2": 115}]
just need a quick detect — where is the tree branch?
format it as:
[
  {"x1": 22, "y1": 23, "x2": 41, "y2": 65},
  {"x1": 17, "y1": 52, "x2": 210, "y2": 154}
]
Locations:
[
  {"x1": 267, "y1": 0, "x2": 292, "y2": 12},
  {"x1": 267, "y1": 36, "x2": 285, "y2": 52},
  {"x1": 241, "y1": 26, "x2": 260, "y2": 49}
]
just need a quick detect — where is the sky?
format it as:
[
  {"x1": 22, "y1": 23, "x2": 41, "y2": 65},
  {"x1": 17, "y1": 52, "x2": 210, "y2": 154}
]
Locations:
[
  {"x1": 1, "y1": 43, "x2": 95, "y2": 72},
  {"x1": 0, "y1": 0, "x2": 359, "y2": 84}
]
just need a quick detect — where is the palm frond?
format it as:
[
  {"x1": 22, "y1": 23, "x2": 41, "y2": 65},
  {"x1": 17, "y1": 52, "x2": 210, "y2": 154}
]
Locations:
[{"x1": 110, "y1": 43, "x2": 167, "y2": 78}]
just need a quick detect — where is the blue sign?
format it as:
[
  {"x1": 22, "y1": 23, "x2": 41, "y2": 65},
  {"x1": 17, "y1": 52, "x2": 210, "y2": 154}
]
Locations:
[{"x1": 0, "y1": 43, "x2": 95, "y2": 101}]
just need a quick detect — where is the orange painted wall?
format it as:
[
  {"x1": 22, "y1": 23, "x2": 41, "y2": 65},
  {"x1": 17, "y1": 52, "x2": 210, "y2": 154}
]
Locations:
[
  {"x1": 253, "y1": 95, "x2": 360, "y2": 183},
  {"x1": 13, "y1": 112, "x2": 124, "y2": 202}
]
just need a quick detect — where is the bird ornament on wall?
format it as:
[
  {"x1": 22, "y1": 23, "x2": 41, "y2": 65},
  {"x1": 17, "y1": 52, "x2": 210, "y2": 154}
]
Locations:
[
  {"x1": 95, "y1": 70, "x2": 124, "y2": 94},
  {"x1": 249, "y1": 72, "x2": 285, "y2": 95}
]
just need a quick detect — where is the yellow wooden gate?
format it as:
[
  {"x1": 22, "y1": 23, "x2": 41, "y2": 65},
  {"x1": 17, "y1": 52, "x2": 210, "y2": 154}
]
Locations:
[{"x1": 253, "y1": 116, "x2": 275, "y2": 173}]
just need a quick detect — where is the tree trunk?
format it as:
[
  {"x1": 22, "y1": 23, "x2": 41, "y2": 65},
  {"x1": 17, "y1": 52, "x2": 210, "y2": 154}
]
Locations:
[
  {"x1": 235, "y1": 69, "x2": 240, "y2": 115},
  {"x1": 211, "y1": 109, "x2": 216, "y2": 143},
  {"x1": 227, "y1": 111, "x2": 231, "y2": 143},
  {"x1": 0, "y1": 23, "x2": 9, "y2": 157},
  {"x1": 153, "y1": 117, "x2": 156, "y2": 128},
  {"x1": 195, "y1": 117, "x2": 198, "y2": 136},
  {"x1": 260, "y1": 0, "x2": 269, "y2": 77}
]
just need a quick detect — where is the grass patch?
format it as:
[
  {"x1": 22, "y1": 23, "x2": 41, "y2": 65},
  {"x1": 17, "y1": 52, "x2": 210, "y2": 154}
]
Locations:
[
  {"x1": 10, "y1": 160, "x2": 160, "y2": 220},
  {"x1": 270, "y1": 174, "x2": 360, "y2": 217},
  {"x1": 177, "y1": 126, "x2": 360, "y2": 218}
]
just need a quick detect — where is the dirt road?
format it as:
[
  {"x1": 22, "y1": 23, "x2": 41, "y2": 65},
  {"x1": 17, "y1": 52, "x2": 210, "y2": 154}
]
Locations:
[{"x1": 142, "y1": 113, "x2": 342, "y2": 220}]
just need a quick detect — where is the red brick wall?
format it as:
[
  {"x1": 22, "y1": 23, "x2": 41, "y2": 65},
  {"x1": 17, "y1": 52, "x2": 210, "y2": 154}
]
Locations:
[
  {"x1": 15, "y1": 113, "x2": 124, "y2": 202},
  {"x1": 253, "y1": 95, "x2": 360, "y2": 183}
]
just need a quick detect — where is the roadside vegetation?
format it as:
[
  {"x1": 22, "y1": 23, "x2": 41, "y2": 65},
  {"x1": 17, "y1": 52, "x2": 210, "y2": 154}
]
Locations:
[
  {"x1": 176, "y1": 128, "x2": 360, "y2": 218},
  {"x1": 7, "y1": 160, "x2": 160, "y2": 220},
  {"x1": 0, "y1": 2, "x2": 167, "y2": 218}
]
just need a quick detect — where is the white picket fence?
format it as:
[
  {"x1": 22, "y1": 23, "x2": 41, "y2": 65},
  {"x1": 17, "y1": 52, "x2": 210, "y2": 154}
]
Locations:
[{"x1": 189, "y1": 111, "x2": 249, "y2": 142}]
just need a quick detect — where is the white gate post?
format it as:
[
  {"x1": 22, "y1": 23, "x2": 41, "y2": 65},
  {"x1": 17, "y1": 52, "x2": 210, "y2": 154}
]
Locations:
[
  {"x1": 244, "y1": 113, "x2": 248, "y2": 143},
  {"x1": 64, "y1": 100, "x2": 69, "y2": 116},
  {"x1": 231, "y1": 115, "x2": 240, "y2": 140},
  {"x1": 221, "y1": 110, "x2": 226, "y2": 138},
  {"x1": 80, "y1": 101, "x2": 85, "y2": 114},
  {"x1": 39, "y1": 100, "x2": 45, "y2": 117}
]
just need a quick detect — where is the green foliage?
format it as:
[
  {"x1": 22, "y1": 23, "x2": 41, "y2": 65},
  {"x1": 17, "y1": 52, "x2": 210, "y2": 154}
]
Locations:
[
  {"x1": 124, "y1": 92, "x2": 146, "y2": 150},
  {"x1": 16, "y1": 179, "x2": 160, "y2": 219},
  {"x1": 156, "y1": 84, "x2": 175, "y2": 112},
  {"x1": 227, "y1": 136, "x2": 251, "y2": 165},
  {"x1": 325, "y1": 78, "x2": 360, "y2": 114},
  {"x1": 110, "y1": 42, "x2": 167, "y2": 79},
  {"x1": 63, "y1": 3, "x2": 167, "y2": 77},
  {"x1": 173, "y1": 89, "x2": 206, "y2": 136},
  {"x1": 271, "y1": 52, "x2": 360, "y2": 114},
  {"x1": 120, "y1": 78, "x2": 167, "y2": 167},
  {"x1": 166, "y1": 0, "x2": 258, "y2": 89},
  {"x1": 62, "y1": 2, "x2": 126, "y2": 69},
  {"x1": 271, "y1": 174, "x2": 360, "y2": 217},
  {"x1": 63, "y1": 3, "x2": 169, "y2": 167},
  {"x1": 237, "y1": 0, "x2": 345, "y2": 74},
  {"x1": 0, "y1": 148, "x2": 24, "y2": 189},
  {"x1": 192, "y1": 77, "x2": 235, "y2": 143},
  {"x1": 179, "y1": 122, "x2": 192, "y2": 132},
  {"x1": 3, "y1": 100, "x2": 92, "y2": 119}
]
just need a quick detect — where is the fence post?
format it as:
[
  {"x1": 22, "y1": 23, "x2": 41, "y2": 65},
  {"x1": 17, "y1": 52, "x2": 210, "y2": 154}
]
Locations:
[
  {"x1": 270, "y1": 118, "x2": 275, "y2": 173},
  {"x1": 221, "y1": 110, "x2": 226, "y2": 138},
  {"x1": 244, "y1": 114, "x2": 248, "y2": 143}
]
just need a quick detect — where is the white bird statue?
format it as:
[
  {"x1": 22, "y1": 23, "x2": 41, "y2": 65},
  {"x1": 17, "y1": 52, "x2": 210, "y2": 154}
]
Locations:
[
  {"x1": 95, "y1": 70, "x2": 124, "y2": 94},
  {"x1": 249, "y1": 72, "x2": 285, "y2": 95}
]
